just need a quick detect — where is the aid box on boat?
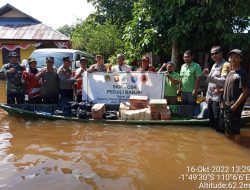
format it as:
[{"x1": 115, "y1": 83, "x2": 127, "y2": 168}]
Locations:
[
  {"x1": 149, "y1": 99, "x2": 168, "y2": 112},
  {"x1": 129, "y1": 95, "x2": 148, "y2": 110},
  {"x1": 151, "y1": 112, "x2": 161, "y2": 120},
  {"x1": 119, "y1": 102, "x2": 149, "y2": 120},
  {"x1": 120, "y1": 108, "x2": 151, "y2": 120},
  {"x1": 91, "y1": 103, "x2": 106, "y2": 119},
  {"x1": 160, "y1": 110, "x2": 171, "y2": 120}
]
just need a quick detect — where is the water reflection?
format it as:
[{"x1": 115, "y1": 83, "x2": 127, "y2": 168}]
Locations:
[{"x1": 0, "y1": 116, "x2": 249, "y2": 190}]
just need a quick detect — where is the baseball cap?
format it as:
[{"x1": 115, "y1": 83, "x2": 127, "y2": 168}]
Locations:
[
  {"x1": 80, "y1": 56, "x2": 87, "y2": 61},
  {"x1": 8, "y1": 52, "x2": 19, "y2": 57},
  {"x1": 28, "y1": 57, "x2": 37, "y2": 63},
  {"x1": 228, "y1": 49, "x2": 242, "y2": 57}
]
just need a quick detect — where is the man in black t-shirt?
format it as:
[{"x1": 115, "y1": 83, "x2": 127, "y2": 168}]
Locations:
[{"x1": 222, "y1": 49, "x2": 248, "y2": 144}]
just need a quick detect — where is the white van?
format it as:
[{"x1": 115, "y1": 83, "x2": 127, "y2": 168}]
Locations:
[{"x1": 30, "y1": 48, "x2": 94, "y2": 70}]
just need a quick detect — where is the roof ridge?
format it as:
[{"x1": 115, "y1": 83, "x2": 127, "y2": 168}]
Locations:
[{"x1": 0, "y1": 3, "x2": 41, "y2": 23}]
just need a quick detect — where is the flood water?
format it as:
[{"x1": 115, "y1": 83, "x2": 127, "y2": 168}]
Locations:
[{"x1": 0, "y1": 81, "x2": 250, "y2": 190}]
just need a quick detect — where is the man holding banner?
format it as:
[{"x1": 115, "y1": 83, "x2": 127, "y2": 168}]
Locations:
[
  {"x1": 159, "y1": 61, "x2": 180, "y2": 105},
  {"x1": 111, "y1": 53, "x2": 132, "y2": 72},
  {"x1": 82, "y1": 71, "x2": 165, "y2": 104},
  {"x1": 88, "y1": 55, "x2": 107, "y2": 73}
]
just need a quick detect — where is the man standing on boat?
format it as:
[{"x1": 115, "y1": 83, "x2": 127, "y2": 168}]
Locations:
[
  {"x1": 0, "y1": 52, "x2": 25, "y2": 104},
  {"x1": 88, "y1": 55, "x2": 107, "y2": 73},
  {"x1": 74, "y1": 56, "x2": 87, "y2": 102},
  {"x1": 111, "y1": 53, "x2": 132, "y2": 72},
  {"x1": 57, "y1": 56, "x2": 76, "y2": 104},
  {"x1": 36, "y1": 56, "x2": 59, "y2": 104},
  {"x1": 137, "y1": 56, "x2": 156, "y2": 72},
  {"x1": 202, "y1": 46, "x2": 230, "y2": 132},
  {"x1": 179, "y1": 50, "x2": 202, "y2": 105},
  {"x1": 158, "y1": 61, "x2": 180, "y2": 105},
  {"x1": 22, "y1": 58, "x2": 42, "y2": 104},
  {"x1": 222, "y1": 49, "x2": 248, "y2": 144}
]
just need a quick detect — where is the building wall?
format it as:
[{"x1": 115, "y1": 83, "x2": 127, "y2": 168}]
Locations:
[
  {"x1": 0, "y1": 41, "x2": 36, "y2": 66},
  {"x1": 20, "y1": 45, "x2": 36, "y2": 62}
]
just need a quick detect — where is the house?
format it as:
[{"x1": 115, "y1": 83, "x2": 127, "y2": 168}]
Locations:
[{"x1": 0, "y1": 3, "x2": 71, "y2": 66}]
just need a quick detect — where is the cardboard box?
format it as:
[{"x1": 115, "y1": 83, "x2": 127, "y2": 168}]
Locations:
[
  {"x1": 91, "y1": 103, "x2": 106, "y2": 119},
  {"x1": 151, "y1": 112, "x2": 161, "y2": 120},
  {"x1": 150, "y1": 99, "x2": 169, "y2": 112},
  {"x1": 120, "y1": 108, "x2": 151, "y2": 120},
  {"x1": 160, "y1": 111, "x2": 171, "y2": 120},
  {"x1": 150, "y1": 107, "x2": 169, "y2": 112},
  {"x1": 149, "y1": 99, "x2": 167, "y2": 107},
  {"x1": 129, "y1": 95, "x2": 148, "y2": 110}
]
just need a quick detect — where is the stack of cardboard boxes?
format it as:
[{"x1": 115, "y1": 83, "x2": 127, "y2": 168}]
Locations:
[
  {"x1": 149, "y1": 99, "x2": 171, "y2": 120},
  {"x1": 119, "y1": 96, "x2": 151, "y2": 120}
]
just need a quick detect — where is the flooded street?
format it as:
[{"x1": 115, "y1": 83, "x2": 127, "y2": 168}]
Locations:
[{"x1": 0, "y1": 81, "x2": 250, "y2": 190}]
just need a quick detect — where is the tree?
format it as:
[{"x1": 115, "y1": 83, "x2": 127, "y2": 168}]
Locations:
[
  {"x1": 87, "y1": 0, "x2": 134, "y2": 27},
  {"x1": 123, "y1": 0, "x2": 250, "y2": 67},
  {"x1": 57, "y1": 24, "x2": 74, "y2": 38},
  {"x1": 71, "y1": 14, "x2": 124, "y2": 59}
]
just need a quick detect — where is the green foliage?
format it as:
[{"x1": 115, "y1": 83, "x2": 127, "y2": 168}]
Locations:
[
  {"x1": 57, "y1": 24, "x2": 74, "y2": 37},
  {"x1": 71, "y1": 14, "x2": 124, "y2": 59},
  {"x1": 72, "y1": 0, "x2": 249, "y2": 66},
  {"x1": 123, "y1": 0, "x2": 250, "y2": 58},
  {"x1": 87, "y1": 0, "x2": 134, "y2": 27}
]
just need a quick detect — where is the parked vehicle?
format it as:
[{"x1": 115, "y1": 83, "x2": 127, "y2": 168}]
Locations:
[{"x1": 30, "y1": 48, "x2": 94, "y2": 70}]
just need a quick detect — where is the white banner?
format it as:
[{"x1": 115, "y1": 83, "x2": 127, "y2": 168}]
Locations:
[{"x1": 82, "y1": 71, "x2": 165, "y2": 104}]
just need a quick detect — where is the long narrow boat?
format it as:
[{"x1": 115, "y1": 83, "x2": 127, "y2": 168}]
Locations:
[{"x1": 1, "y1": 103, "x2": 250, "y2": 126}]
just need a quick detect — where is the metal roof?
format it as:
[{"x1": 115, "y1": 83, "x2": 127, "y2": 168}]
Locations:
[
  {"x1": 0, "y1": 4, "x2": 70, "y2": 41},
  {"x1": 0, "y1": 22, "x2": 70, "y2": 41}
]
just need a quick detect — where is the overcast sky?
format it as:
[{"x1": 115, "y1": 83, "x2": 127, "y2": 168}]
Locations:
[{"x1": 0, "y1": 0, "x2": 95, "y2": 29}]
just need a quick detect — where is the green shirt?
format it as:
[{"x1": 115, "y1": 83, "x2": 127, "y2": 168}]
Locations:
[
  {"x1": 180, "y1": 62, "x2": 202, "y2": 93},
  {"x1": 164, "y1": 71, "x2": 180, "y2": 96}
]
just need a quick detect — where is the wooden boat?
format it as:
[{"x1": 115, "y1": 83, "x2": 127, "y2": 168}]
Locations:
[{"x1": 1, "y1": 103, "x2": 250, "y2": 126}]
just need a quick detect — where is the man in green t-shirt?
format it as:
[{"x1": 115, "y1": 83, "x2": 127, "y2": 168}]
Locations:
[
  {"x1": 179, "y1": 50, "x2": 202, "y2": 105},
  {"x1": 158, "y1": 61, "x2": 180, "y2": 105}
]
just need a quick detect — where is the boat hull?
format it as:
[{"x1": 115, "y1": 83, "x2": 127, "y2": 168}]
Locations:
[{"x1": 1, "y1": 103, "x2": 250, "y2": 126}]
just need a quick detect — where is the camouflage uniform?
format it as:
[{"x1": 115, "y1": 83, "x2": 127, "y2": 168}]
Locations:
[{"x1": 0, "y1": 62, "x2": 25, "y2": 104}]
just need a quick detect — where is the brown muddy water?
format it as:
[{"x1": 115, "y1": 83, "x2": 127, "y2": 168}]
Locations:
[{"x1": 0, "y1": 81, "x2": 250, "y2": 190}]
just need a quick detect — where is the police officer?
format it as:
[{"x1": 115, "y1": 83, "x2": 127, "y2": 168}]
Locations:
[{"x1": 0, "y1": 52, "x2": 25, "y2": 104}]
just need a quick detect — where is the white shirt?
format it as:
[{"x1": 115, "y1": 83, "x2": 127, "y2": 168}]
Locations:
[
  {"x1": 206, "y1": 60, "x2": 228, "y2": 102},
  {"x1": 111, "y1": 64, "x2": 132, "y2": 72}
]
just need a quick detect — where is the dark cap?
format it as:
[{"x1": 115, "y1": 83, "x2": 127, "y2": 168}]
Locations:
[
  {"x1": 80, "y1": 56, "x2": 87, "y2": 61},
  {"x1": 166, "y1": 61, "x2": 174, "y2": 65},
  {"x1": 63, "y1": 56, "x2": 71, "y2": 62},
  {"x1": 46, "y1": 56, "x2": 54, "y2": 62},
  {"x1": 8, "y1": 52, "x2": 19, "y2": 57},
  {"x1": 228, "y1": 49, "x2": 242, "y2": 57},
  {"x1": 28, "y1": 57, "x2": 37, "y2": 63}
]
